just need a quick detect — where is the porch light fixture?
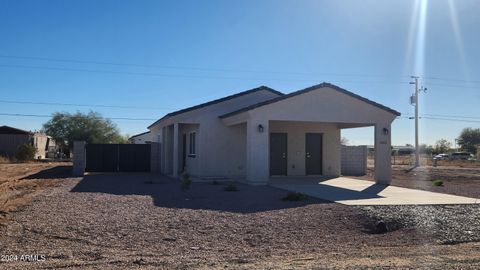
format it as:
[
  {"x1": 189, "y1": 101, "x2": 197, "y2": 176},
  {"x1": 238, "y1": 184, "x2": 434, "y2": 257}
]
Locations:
[
  {"x1": 257, "y1": 124, "x2": 264, "y2": 133},
  {"x1": 383, "y1": 128, "x2": 389, "y2": 135}
]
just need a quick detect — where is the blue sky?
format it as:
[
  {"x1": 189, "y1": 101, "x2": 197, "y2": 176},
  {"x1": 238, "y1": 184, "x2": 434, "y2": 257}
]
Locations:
[{"x1": 0, "y1": 0, "x2": 479, "y2": 146}]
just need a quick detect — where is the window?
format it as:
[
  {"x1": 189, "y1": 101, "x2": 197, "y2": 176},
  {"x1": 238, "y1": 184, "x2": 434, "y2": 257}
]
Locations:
[{"x1": 189, "y1": 132, "x2": 196, "y2": 157}]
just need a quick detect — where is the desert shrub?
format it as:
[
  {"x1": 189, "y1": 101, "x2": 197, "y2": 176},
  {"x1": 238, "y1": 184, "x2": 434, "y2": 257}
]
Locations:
[
  {"x1": 433, "y1": 179, "x2": 444, "y2": 186},
  {"x1": 0, "y1": 155, "x2": 11, "y2": 164},
  {"x1": 180, "y1": 172, "x2": 191, "y2": 191},
  {"x1": 282, "y1": 192, "x2": 308, "y2": 201},
  {"x1": 224, "y1": 183, "x2": 238, "y2": 192},
  {"x1": 15, "y1": 144, "x2": 36, "y2": 161}
]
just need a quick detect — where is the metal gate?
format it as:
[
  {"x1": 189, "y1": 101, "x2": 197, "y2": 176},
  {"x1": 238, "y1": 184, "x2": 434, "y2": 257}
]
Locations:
[{"x1": 85, "y1": 144, "x2": 151, "y2": 172}]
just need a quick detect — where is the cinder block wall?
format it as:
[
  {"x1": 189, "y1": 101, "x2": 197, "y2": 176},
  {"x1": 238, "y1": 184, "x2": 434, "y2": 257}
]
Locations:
[{"x1": 341, "y1": 145, "x2": 367, "y2": 176}]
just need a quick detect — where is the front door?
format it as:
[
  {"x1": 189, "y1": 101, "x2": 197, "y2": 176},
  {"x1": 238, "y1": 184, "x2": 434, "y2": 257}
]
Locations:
[
  {"x1": 305, "y1": 133, "x2": 323, "y2": 175},
  {"x1": 270, "y1": 133, "x2": 287, "y2": 175}
]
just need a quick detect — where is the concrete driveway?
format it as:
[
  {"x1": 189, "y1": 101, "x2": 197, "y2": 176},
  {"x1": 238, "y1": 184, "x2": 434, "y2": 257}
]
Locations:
[{"x1": 270, "y1": 177, "x2": 479, "y2": 205}]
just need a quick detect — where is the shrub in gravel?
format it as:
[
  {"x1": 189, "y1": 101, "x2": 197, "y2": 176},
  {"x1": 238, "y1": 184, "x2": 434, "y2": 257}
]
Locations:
[
  {"x1": 224, "y1": 183, "x2": 238, "y2": 192},
  {"x1": 180, "y1": 172, "x2": 191, "y2": 191},
  {"x1": 282, "y1": 192, "x2": 308, "y2": 201},
  {"x1": 433, "y1": 179, "x2": 444, "y2": 186}
]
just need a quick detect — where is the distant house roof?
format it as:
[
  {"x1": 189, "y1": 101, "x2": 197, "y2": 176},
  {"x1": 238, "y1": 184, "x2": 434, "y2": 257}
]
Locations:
[
  {"x1": 129, "y1": 131, "x2": 150, "y2": 140},
  {"x1": 148, "y1": 86, "x2": 283, "y2": 128},
  {"x1": 0, "y1": 125, "x2": 32, "y2": 135},
  {"x1": 220, "y1": 82, "x2": 401, "y2": 119}
]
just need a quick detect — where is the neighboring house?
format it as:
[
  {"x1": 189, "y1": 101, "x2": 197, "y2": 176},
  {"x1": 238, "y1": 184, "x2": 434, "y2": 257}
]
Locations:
[
  {"x1": 0, "y1": 125, "x2": 57, "y2": 159},
  {"x1": 148, "y1": 82, "x2": 400, "y2": 185},
  {"x1": 129, "y1": 131, "x2": 152, "y2": 144}
]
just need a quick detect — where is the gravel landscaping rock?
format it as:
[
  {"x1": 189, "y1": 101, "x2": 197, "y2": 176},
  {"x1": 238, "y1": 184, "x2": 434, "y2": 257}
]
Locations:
[
  {"x1": 361, "y1": 204, "x2": 480, "y2": 244},
  {"x1": 1, "y1": 166, "x2": 479, "y2": 269}
]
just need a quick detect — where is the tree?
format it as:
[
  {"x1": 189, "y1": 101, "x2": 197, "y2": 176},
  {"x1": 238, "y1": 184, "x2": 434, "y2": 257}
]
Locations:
[
  {"x1": 42, "y1": 111, "x2": 127, "y2": 150},
  {"x1": 458, "y1": 128, "x2": 480, "y2": 154},
  {"x1": 341, "y1": 137, "x2": 349, "y2": 145},
  {"x1": 433, "y1": 139, "x2": 452, "y2": 154}
]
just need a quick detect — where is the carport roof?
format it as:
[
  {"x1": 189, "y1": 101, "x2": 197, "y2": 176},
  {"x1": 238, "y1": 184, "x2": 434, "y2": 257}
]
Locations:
[{"x1": 219, "y1": 82, "x2": 401, "y2": 119}]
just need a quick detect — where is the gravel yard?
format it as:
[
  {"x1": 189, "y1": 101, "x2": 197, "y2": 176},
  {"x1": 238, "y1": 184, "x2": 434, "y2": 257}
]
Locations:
[{"x1": 1, "y1": 164, "x2": 479, "y2": 269}]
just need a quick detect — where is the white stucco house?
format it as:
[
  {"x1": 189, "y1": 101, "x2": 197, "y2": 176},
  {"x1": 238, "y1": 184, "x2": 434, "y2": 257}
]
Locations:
[
  {"x1": 148, "y1": 82, "x2": 400, "y2": 185},
  {"x1": 129, "y1": 131, "x2": 152, "y2": 144}
]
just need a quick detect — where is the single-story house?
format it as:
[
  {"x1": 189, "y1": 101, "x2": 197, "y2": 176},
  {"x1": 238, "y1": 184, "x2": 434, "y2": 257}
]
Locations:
[
  {"x1": 0, "y1": 125, "x2": 57, "y2": 159},
  {"x1": 129, "y1": 131, "x2": 152, "y2": 144},
  {"x1": 147, "y1": 82, "x2": 400, "y2": 185}
]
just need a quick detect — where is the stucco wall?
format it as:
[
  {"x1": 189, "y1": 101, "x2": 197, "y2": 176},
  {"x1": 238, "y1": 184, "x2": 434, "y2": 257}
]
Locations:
[
  {"x1": 131, "y1": 132, "x2": 152, "y2": 144},
  {"x1": 269, "y1": 121, "x2": 341, "y2": 177},
  {"x1": 149, "y1": 89, "x2": 281, "y2": 178}
]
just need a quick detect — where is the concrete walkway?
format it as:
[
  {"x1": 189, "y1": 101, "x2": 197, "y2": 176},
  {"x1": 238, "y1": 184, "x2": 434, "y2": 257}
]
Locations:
[{"x1": 270, "y1": 177, "x2": 479, "y2": 205}]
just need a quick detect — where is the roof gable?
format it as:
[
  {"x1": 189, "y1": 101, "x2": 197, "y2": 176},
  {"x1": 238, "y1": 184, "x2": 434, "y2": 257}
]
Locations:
[
  {"x1": 129, "y1": 131, "x2": 150, "y2": 140},
  {"x1": 220, "y1": 82, "x2": 401, "y2": 119},
  {"x1": 0, "y1": 125, "x2": 31, "y2": 135},
  {"x1": 148, "y1": 86, "x2": 283, "y2": 128}
]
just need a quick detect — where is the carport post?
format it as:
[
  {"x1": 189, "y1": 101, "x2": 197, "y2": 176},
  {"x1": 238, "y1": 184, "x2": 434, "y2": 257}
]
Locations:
[
  {"x1": 374, "y1": 122, "x2": 392, "y2": 184},
  {"x1": 246, "y1": 120, "x2": 269, "y2": 185},
  {"x1": 172, "y1": 123, "x2": 179, "y2": 178},
  {"x1": 73, "y1": 141, "x2": 86, "y2": 177}
]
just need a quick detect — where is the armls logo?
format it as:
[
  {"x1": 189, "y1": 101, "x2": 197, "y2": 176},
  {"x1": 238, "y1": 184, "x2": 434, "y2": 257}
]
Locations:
[{"x1": 20, "y1": 254, "x2": 46, "y2": 262}]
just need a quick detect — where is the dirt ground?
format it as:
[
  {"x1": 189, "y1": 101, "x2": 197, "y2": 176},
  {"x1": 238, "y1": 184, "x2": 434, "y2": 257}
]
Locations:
[
  {"x1": 353, "y1": 165, "x2": 480, "y2": 198},
  {"x1": 0, "y1": 162, "x2": 71, "y2": 224},
  {"x1": 0, "y1": 163, "x2": 479, "y2": 269}
]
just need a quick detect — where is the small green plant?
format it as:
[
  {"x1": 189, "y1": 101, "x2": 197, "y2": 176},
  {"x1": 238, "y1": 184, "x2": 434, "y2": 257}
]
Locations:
[
  {"x1": 180, "y1": 172, "x2": 191, "y2": 191},
  {"x1": 15, "y1": 143, "x2": 36, "y2": 161},
  {"x1": 433, "y1": 179, "x2": 444, "y2": 186},
  {"x1": 224, "y1": 183, "x2": 238, "y2": 192},
  {"x1": 282, "y1": 192, "x2": 308, "y2": 201}
]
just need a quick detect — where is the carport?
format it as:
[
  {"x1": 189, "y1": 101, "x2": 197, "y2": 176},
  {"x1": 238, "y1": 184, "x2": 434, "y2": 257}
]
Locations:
[{"x1": 220, "y1": 83, "x2": 400, "y2": 185}]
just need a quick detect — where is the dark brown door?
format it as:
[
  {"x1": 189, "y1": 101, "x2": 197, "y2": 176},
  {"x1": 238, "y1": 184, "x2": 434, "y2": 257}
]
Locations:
[
  {"x1": 270, "y1": 133, "x2": 287, "y2": 176},
  {"x1": 305, "y1": 133, "x2": 322, "y2": 175}
]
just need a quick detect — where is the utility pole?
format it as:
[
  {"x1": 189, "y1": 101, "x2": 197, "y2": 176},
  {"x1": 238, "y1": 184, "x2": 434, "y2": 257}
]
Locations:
[{"x1": 410, "y1": 76, "x2": 427, "y2": 167}]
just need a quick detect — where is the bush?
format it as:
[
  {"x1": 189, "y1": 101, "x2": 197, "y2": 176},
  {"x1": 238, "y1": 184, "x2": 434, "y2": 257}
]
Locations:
[
  {"x1": 211, "y1": 180, "x2": 220, "y2": 185},
  {"x1": 15, "y1": 144, "x2": 36, "y2": 161},
  {"x1": 180, "y1": 172, "x2": 191, "y2": 191},
  {"x1": 224, "y1": 183, "x2": 238, "y2": 192},
  {"x1": 0, "y1": 155, "x2": 11, "y2": 164},
  {"x1": 433, "y1": 179, "x2": 444, "y2": 186},
  {"x1": 282, "y1": 192, "x2": 308, "y2": 201}
]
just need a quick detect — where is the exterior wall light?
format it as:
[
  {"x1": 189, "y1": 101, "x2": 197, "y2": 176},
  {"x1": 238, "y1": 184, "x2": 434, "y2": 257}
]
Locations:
[
  {"x1": 257, "y1": 124, "x2": 264, "y2": 133},
  {"x1": 383, "y1": 128, "x2": 389, "y2": 135}
]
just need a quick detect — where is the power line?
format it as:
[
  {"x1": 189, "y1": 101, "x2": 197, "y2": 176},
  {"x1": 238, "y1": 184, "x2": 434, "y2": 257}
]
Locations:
[
  {"x1": 0, "y1": 53, "x2": 411, "y2": 79},
  {"x1": 422, "y1": 82, "x2": 480, "y2": 90},
  {"x1": 0, "y1": 99, "x2": 178, "y2": 111},
  {"x1": 0, "y1": 112, "x2": 156, "y2": 121},
  {"x1": 401, "y1": 113, "x2": 480, "y2": 120},
  {"x1": 0, "y1": 63, "x2": 413, "y2": 85},
  {"x1": 421, "y1": 76, "x2": 480, "y2": 85},
  {"x1": 400, "y1": 116, "x2": 480, "y2": 124}
]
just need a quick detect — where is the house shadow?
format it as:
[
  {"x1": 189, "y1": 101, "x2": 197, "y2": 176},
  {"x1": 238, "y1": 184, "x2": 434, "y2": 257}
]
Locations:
[
  {"x1": 70, "y1": 173, "x2": 332, "y2": 213},
  {"x1": 21, "y1": 165, "x2": 73, "y2": 180}
]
